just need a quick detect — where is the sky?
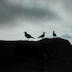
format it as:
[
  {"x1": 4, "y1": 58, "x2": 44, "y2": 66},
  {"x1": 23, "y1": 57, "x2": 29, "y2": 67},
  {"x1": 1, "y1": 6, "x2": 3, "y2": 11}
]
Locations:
[{"x1": 0, "y1": 0, "x2": 72, "y2": 43}]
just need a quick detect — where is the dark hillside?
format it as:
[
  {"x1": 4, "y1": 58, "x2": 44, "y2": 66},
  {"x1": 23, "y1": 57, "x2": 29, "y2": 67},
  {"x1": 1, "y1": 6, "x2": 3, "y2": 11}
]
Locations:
[{"x1": 0, "y1": 38, "x2": 72, "y2": 72}]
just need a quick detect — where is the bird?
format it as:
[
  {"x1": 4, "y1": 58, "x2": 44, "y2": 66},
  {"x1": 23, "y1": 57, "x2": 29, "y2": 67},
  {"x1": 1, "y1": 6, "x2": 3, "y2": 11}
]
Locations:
[
  {"x1": 53, "y1": 30, "x2": 57, "y2": 37},
  {"x1": 37, "y1": 32, "x2": 45, "y2": 39},
  {"x1": 24, "y1": 32, "x2": 34, "y2": 39}
]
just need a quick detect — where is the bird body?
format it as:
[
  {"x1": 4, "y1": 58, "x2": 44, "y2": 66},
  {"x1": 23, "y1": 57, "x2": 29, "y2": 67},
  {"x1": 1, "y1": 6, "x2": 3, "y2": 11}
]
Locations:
[
  {"x1": 37, "y1": 32, "x2": 45, "y2": 38},
  {"x1": 53, "y1": 30, "x2": 57, "y2": 37},
  {"x1": 24, "y1": 32, "x2": 34, "y2": 39}
]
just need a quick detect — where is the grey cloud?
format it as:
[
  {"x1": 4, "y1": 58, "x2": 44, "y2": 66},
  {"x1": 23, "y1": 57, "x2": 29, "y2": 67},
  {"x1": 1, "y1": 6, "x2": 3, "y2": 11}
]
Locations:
[
  {"x1": 62, "y1": 0, "x2": 72, "y2": 11},
  {"x1": 18, "y1": 8, "x2": 60, "y2": 21},
  {"x1": 0, "y1": 0, "x2": 60, "y2": 24}
]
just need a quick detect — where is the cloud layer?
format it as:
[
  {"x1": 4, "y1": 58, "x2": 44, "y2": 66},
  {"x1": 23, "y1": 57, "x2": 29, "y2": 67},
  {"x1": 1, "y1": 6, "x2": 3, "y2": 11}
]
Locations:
[
  {"x1": 0, "y1": 0, "x2": 72, "y2": 44},
  {"x1": 0, "y1": 0, "x2": 60, "y2": 24}
]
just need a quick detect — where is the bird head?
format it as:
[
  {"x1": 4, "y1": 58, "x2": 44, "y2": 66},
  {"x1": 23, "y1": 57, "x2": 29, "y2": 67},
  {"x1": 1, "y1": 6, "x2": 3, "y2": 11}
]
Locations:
[
  {"x1": 24, "y1": 32, "x2": 27, "y2": 34},
  {"x1": 53, "y1": 30, "x2": 55, "y2": 32},
  {"x1": 43, "y1": 32, "x2": 45, "y2": 34}
]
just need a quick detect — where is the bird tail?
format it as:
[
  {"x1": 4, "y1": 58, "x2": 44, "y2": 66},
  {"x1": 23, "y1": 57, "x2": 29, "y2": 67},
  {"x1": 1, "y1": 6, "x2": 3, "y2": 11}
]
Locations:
[
  {"x1": 37, "y1": 37, "x2": 40, "y2": 38},
  {"x1": 37, "y1": 36, "x2": 41, "y2": 38},
  {"x1": 31, "y1": 37, "x2": 35, "y2": 39}
]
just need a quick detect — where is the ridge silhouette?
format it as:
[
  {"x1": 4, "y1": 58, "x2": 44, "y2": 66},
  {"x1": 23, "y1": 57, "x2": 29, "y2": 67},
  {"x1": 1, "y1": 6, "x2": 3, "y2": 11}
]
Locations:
[{"x1": 0, "y1": 38, "x2": 72, "y2": 71}]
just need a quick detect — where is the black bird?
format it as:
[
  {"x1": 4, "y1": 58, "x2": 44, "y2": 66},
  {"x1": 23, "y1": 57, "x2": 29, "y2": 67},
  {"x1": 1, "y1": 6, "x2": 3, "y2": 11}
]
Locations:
[
  {"x1": 24, "y1": 32, "x2": 34, "y2": 39},
  {"x1": 53, "y1": 30, "x2": 57, "y2": 37},
  {"x1": 37, "y1": 32, "x2": 45, "y2": 38}
]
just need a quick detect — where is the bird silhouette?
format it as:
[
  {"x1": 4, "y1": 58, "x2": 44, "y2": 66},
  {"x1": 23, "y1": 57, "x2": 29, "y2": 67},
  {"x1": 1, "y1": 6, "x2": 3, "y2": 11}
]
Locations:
[
  {"x1": 37, "y1": 32, "x2": 45, "y2": 39},
  {"x1": 53, "y1": 30, "x2": 57, "y2": 37},
  {"x1": 24, "y1": 32, "x2": 34, "y2": 39}
]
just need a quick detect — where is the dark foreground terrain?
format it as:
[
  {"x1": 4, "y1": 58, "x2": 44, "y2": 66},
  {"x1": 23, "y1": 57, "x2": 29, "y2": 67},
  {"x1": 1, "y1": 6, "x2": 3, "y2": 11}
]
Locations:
[{"x1": 0, "y1": 38, "x2": 72, "y2": 72}]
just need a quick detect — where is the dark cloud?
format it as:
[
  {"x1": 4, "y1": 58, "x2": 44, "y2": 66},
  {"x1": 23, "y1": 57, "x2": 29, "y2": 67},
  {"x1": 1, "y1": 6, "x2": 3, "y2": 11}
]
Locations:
[{"x1": 0, "y1": 0, "x2": 60, "y2": 24}]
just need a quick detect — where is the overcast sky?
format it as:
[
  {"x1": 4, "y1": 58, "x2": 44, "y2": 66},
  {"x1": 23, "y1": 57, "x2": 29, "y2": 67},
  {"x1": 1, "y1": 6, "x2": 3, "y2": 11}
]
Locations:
[{"x1": 0, "y1": 0, "x2": 72, "y2": 43}]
